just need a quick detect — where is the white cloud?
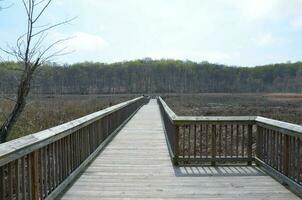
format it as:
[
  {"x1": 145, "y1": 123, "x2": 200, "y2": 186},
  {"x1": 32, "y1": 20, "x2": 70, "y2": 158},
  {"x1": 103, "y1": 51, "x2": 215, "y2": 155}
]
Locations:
[
  {"x1": 253, "y1": 33, "x2": 275, "y2": 46},
  {"x1": 290, "y1": 17, "x2": 302, "y2": 30},
  {"x1": 4, "y1": 0, "x2": 302, "y2": 66},
  {"x1": 52, "y1": 32, "x2": 108, "y2": 53},
  {"x1": 147, "y1": 49, "x2": 234, "y2": 64},
  {"x1": 67, "y1": 32, "x2": 108, "y2": 52},
  {"x1": 228, "y1": 0, "x2": 275, "y2": 20},
  {"x1": 251, "y1": 33, "x2": 285, "y2": 47}
]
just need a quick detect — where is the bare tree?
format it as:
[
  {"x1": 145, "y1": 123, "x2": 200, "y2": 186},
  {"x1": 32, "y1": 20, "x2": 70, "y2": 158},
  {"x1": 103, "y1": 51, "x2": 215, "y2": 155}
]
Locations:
[{"x1": 0, "y1": 0, "x2": 74, "y2": 143}]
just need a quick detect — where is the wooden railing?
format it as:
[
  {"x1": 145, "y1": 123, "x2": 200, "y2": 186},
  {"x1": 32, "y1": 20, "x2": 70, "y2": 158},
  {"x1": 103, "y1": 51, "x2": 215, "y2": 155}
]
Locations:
[
  {"x1": 255, "y1": 117, "x2": 302, "y2": 195},
  {"x1": 0, "y1": 96, "x2": 148, "y2": 200},
  {"x1": 158, "y1": 96, "x2": 302, "y2": 196}
]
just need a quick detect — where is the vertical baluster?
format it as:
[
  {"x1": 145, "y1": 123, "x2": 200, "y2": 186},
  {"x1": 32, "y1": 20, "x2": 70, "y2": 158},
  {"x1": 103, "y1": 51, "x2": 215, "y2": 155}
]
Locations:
[
  {"x1": 67, "y1": 135, "x2": 71, "y2": 175},
  {"x1": 205, "y1": 124, "x2": 208, "y2": 159},
  {"x1": 65, "y1": 137, "x2": 69, "y2": 177},
  {"x1": 298, "y1": 138, "x2": 301, "y2": 184},
  {"x1": 263, "y1": 128, "x2": 267, "y2": 162},
  {"x1": 276, "y1": 132, "x2": 280, "y2": 171},
  {"x1": 38, "y1": 149, "x2": 43, "y2": 199},
  {"x1": 8, "y1": 162, "x2": 13, "y2": 200},
  {"x1": 59, "y1": 139, "x2": 63, "y2": 183},
  {"x1": 280, "y1": 134, "x2": 284, "y2": 172},
  {"x1": 211, "y1": 124, "x2": 216, "y2": 166},
  {"x1": 294, "y1": 137, "x2": 298, "y2": 181},
  {"x1": 0, "y1": 165, "x2": 5, "y2": 200},
  {"x1": 21, "y1": 157, "x2": 26, "y2": 200},
  {"x1": 56, "y1": 140, "x2": 60, "y2": 186},
  {"x1": 230, "y1": 124, "x2": 233, "y2": 158},
  {"x1": 219, "y1": 124, "x2": 222, "y2": 158},
  {"x1": 76, "y1": 131, "x2": 80, "y2": 167},
  {"x1": 256, "y1": 126, "x2": 262, "y2": 160},
  {"x1": 241, "y1": 125, "x2": 245, "y2": 158},
  {"x1": 49, "y1": 144, "x2": 53, "y2": 192},
  {"x1": 247, "y1": 124, "x2": 253, "y2": 165},
  {"x1": 269, "y1": 129, "x2": 273, "y2": 166},
  {"x1": 27, "y1": 155, "x2": 32, "y2": 199},
  {"x1": 273, "y1": 131, "x2": 277, "y2": 168},
  {"x1": 72, "y1": 133, "x2": 76, "y2": 171},
  {"x1": 31, "y1": 151, "x2": 39, "y2": 200},
  {"x1": 199, "y1": 124, "x2": 203, "y2": 159},
  {"x1": 277, "y1": 132, "x2": 280, "y2": 169},
  {"x1": 236, "y1": 124, "x2": 239, "y2": 158},
  {"x1": 182, "y1": 126, "x2": 185, "y2": 158},
  {"x1": 194, "y1": 124, "x2": 197, "y2": 158},
  {"x1": 283, "y1": 134, "x2": 289, "y2": 176},
  {"x1": 52, "y1": 142, "x2": 57, "y2": 188},
  {"x1": 15, "y1": 159, "x2": 20, "y2": 200},
  {"x1": 188, "y1": 125, "x2": 191, "y2": 159},
  {"x1": 224, "y1": 124, "x2": 228, "y2": 158},
  {"x1": 289, "y1": 137, "x2": 294, "y2": 179},
  {"x1": 174, "y1": 125, "x2": 179, "y2": 164}
]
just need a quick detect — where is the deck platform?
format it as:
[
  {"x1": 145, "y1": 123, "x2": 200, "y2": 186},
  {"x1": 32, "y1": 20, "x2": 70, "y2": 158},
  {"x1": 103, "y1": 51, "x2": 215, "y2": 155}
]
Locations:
[{"x1": 60, "y1": 100, "x2": 299, "y2": 199}]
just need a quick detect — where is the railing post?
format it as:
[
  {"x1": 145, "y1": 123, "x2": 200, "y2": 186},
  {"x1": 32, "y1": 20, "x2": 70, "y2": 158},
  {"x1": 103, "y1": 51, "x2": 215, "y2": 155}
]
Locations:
[
  {"x1": 30, "y1": 151, "x2": 39, "y2": 200},
  {"x1": 283, "y1": 135, "x2": 289, "y2": 176},
  {"x1": 247, "y1": 124, "x2": 253, "y2": 165},
  {"x1": 211, "y1": 124, "x2": 216, "y2": 166}
]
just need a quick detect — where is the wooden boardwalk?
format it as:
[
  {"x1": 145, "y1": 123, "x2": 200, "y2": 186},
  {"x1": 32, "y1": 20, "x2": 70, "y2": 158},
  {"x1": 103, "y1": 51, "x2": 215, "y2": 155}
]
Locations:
[{"x1": 60, "y1": 100, "x2": 299, "y2": 199}]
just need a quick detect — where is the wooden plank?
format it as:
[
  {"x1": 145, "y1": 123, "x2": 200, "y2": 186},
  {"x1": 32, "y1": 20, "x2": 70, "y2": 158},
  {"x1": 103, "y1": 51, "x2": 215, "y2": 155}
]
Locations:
[
  {"x1": 59, "y1": 100, "x2": 299, "y2": 200},
  {"x1": 0, "y1": 97, "x2": 145, "y2": 167},
  {"x1": 44, "y1": 99, "x2": 144, "y2": 200}
]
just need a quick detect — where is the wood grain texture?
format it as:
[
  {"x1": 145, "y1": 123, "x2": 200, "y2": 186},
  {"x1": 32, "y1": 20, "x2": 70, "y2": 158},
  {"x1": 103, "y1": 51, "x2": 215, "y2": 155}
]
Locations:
[
  {"x1": 59, "y1": 100, "x2": 299, "y2": 200},
  {"x1": 0, "y1": 97, "x2": 144, "y2": 167}
]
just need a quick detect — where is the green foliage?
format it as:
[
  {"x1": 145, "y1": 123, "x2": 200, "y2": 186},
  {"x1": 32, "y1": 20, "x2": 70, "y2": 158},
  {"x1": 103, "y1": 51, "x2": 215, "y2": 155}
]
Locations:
[{"x1": 1, "y1": 60, "x2": 302, "y2": 94}]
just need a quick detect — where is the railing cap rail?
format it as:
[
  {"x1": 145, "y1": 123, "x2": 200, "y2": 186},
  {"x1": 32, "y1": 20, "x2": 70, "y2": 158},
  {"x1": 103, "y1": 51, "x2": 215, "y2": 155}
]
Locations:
[
  {"x1": 158, "y1": 96, "x2": 177, "y2": 120},
  {"x1": 0, "y1": 96, "x2": 144, "y2": 166},
  {"x1": 158, "y1": 96, "x2": 302, "y2": 137},
  {"x1": 256, "y1": 116, "x2": 302, "y2": 137},
  {"x1": 174, "y1": 116, "x2": 257, "y2": 123}
]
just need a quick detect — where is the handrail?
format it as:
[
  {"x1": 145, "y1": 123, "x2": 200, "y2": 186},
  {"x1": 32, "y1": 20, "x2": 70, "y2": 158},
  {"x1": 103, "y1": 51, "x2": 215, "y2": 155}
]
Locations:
[
  {"x1": 158, "y1": 96, "x2": 177, "y2": 121},
  {"x1": 256, "y1": 116, "x2": 302, "y2": 138},
  {"x1": 0, "y1": 97, "x2": 143, "y2": 166},
  {"x1": 158, "y1": 96, "x2": 302, "y2": 197},
  {"x1": 0, "y1": 96, "x2": 148, "y2": 200},
  {"x1": 175, "y1": 116, "x2": 256, "y2": 123}
]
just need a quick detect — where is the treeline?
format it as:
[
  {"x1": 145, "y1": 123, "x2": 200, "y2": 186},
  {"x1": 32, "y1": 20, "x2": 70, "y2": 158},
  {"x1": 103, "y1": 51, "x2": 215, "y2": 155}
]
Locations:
[{"x1": 1, "y1": 59, "x2": 302, "y2": 94}]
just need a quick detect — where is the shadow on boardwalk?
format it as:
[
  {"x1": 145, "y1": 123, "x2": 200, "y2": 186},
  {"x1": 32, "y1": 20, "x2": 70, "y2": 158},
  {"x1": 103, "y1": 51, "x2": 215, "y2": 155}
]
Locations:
[{"x1": 174, "y1": 166, "x2": 265, "y2": 177}]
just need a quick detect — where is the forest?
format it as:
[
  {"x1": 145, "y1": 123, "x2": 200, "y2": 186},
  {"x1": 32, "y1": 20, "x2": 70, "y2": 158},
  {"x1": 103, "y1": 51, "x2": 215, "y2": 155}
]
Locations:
[{"x1": 1, "y1": 59, "x2": 302, "y2": 95}]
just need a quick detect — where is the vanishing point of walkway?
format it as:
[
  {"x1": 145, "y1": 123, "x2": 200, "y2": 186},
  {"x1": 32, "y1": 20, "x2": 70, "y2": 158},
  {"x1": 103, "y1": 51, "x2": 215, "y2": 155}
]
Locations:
[{"x1": 60, "y1": 100, "x2": 299, "y2": 199}]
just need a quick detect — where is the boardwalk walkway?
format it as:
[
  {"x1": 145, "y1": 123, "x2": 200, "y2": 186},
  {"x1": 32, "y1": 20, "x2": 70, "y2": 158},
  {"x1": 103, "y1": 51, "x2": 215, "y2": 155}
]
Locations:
[{"x1": 60, "y1": 100, "x2": 299, "y2": 199}]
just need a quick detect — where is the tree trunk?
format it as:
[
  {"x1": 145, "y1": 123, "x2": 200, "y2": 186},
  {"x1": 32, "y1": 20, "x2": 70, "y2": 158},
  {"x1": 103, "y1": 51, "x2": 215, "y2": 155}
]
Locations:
[{"x1": 0, "y1": 75, "x2": 31, "y2": 143}]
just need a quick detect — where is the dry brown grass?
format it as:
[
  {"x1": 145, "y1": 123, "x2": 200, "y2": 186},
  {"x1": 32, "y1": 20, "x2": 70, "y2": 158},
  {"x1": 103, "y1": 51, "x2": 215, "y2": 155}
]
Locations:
[
  {"x1": 0, "y1": 94, "x2": 137, "y2": 141},
  {"x1": 163, "y1": 93, "x2": 302, "y2": 125}
]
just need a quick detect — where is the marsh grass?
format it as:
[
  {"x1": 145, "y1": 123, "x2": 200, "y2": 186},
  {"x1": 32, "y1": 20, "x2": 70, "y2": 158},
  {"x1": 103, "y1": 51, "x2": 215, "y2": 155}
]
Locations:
[
  {"x1": 163, "y1": 93, "x2": 302, "y2": 125},
  {"x1": 0, "y1": 95, "x2": 135, "y2": 141}
]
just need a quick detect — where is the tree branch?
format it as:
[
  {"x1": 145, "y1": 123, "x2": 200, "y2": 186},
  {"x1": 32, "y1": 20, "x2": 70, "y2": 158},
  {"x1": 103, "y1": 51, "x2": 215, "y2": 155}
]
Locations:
[{"x1": 32, "y1": 17, "x2": 77, "y2": 37}]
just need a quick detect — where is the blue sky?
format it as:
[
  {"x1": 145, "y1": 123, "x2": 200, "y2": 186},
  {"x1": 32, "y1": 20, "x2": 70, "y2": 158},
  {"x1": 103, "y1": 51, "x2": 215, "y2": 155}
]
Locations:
[{"x1": 1, "y1": 0, "x2": 302, "y2": 66}]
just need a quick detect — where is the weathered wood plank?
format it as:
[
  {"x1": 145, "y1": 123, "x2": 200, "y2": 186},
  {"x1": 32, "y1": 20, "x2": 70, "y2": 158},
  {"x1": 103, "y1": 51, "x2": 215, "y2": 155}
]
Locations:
[
  {"x1": 0, "y1": 97, "x2": 145, "y2": 167},
  {"x1": 59, "y1": 100, "x2": 299, "y2": 200}
]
